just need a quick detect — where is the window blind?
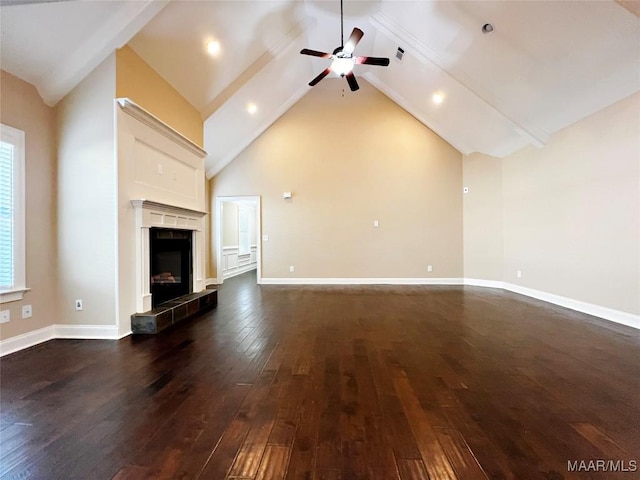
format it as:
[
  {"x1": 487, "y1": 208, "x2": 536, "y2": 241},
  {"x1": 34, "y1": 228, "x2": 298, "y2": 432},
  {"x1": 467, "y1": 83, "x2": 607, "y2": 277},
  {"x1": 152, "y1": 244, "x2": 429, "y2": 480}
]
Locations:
[{"x1": 0, "y1": 140, "x2": 15, "y2": 289}]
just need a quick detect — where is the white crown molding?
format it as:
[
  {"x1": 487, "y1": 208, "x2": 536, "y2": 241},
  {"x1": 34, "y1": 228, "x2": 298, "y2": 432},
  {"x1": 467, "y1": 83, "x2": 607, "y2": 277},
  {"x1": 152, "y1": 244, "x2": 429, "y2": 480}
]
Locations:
[
  {"x1": 362, "y1": 72, "x2": 473, "y2": 155},
  {"x1": 370, "y1": 11, "x2": 549, "y2": 149},
  {"x1": 206, "y1": 84, "x2": 311, "y2": 178},
  {"x1": 38, "y1": 0, "x2": 169, "y2": 106},
  {"x1": 117, "y1": 98, "x2": 208, "y2": 158}
]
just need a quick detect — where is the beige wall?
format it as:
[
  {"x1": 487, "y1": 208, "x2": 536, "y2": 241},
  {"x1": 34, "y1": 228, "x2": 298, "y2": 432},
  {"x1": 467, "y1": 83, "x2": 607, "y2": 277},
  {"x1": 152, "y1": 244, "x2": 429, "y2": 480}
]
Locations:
[
  {"x1": 463, "y1": 153, "x2": 504, "y2": 281},
  {"x1": 56, "y1": 55, "x2": 117, "y2": 326},
  {"x1": 222, "y1": 202, "x2": 239, "y2": 247},
  {"x1": 116, "y1": 46, "x2": 203, "y2": 147},
  {"x1": 501, "y1": 93, "x2": 639, "y2": 315},
  {"x1": 211, "y1": 79, "x2": 463, "y2": 279},
  {"x1": 0, "y1": 71, "x2": 58, "y2": 341}
]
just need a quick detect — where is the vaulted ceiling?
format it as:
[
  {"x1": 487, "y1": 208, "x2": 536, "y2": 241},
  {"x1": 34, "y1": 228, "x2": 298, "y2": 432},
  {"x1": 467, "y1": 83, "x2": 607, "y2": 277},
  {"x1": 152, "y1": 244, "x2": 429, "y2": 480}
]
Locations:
[{"x1": 1, "y1": 0, "x2": 638, "y2": 178}]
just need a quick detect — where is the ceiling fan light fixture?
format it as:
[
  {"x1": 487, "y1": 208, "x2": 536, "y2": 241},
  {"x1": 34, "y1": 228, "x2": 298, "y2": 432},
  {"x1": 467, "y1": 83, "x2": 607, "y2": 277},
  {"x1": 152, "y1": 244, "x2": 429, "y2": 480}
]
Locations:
[
  {"x1": 299, "y1": 0, "x2": 388, "y2": 91},
  {"x1": 330, "y1": 56, "x2": 354, "y2": 77}
]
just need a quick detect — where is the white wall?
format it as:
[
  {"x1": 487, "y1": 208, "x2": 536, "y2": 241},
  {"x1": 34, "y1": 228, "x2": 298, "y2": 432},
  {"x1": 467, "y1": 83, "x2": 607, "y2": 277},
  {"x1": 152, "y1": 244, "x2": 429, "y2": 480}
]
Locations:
[
  {"x1": 464, "y1": 93, "x2": 639, "y2": 317},
  {"x1": 502, "y1": 93, "x2": 639, "y2": 315},
  {"x1": 56, "y1": 55, "x2": 118, "y2": 328},
  {"x1": 463, "y1": 153, "x2": 503, "y2": 281},
  {"x1": 211, "y1": 80, "x2": 464, "y2": 281},
  {"x1": 0, "y1": 71, "x2": 58, "y2": 342}
]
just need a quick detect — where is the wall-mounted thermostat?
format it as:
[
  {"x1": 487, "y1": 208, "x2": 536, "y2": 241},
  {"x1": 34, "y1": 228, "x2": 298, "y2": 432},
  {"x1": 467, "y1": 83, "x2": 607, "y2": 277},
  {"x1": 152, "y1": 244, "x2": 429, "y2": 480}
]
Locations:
[{"x1": 283, "y1": 192, "x2": 292, "y2": 199}]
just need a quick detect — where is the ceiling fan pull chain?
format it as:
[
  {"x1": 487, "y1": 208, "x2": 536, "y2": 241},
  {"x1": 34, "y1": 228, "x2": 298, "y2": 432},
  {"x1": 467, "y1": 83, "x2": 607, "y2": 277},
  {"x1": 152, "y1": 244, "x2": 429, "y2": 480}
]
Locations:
[{"x1": 340, "y1": 0, "x2": 344, "y2": 47}]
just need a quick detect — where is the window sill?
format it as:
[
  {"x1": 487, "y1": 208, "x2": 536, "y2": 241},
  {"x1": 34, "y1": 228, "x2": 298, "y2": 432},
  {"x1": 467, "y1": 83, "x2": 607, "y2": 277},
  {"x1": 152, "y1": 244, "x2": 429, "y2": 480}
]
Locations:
[{"x1": 0, "y1": 288, "x2": 30, "y2": 303}]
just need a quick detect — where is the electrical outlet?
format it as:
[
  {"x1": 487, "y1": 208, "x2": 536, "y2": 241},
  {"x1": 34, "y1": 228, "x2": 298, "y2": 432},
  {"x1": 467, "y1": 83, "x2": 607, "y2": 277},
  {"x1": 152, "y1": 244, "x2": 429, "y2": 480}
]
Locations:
[
  {"x1": 373, "y1": 220, "x2": 379, "y2": 227},
  {"x1": 516, "y1": 270, "x2": 522, "y2": 278},
  {"x1": 0, "y1": 310, "x2": 9, "y2": 324},
  {"x1": 262, "y1": 234, "x2": 269, "y2": 242},
  {"x1": 427, "y1": 265, "x2": 433, "y2": 272},
  {"x1": 75, "y1": 299, "x2": 83, "y2": 311},
  {"x1": 289, "y1": 266, "x2": 295, "y2": 273},
  {"x1": 22, "y1": 305, "x2": 32, "y2": 319}
]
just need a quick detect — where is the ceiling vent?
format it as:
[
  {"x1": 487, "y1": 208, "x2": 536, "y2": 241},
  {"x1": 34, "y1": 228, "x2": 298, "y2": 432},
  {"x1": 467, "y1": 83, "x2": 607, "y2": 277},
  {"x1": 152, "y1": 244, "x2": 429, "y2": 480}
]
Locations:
[{"x1": 395, "y1": 47, "x2": 405, "y2": 62}]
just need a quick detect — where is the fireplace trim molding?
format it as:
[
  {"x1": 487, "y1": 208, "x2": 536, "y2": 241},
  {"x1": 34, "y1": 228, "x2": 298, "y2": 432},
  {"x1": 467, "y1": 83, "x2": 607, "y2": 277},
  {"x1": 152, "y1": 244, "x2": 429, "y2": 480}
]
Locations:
[{"x1": 131, "y1": 199, "x2": 207, "y2": 313}]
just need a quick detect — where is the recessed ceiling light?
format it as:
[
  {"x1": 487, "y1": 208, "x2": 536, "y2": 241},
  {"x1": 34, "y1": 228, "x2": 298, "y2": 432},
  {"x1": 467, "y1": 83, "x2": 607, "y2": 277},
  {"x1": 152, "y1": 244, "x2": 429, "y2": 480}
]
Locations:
[
  {"x1": 207, "y1": 40, "x2": 220, "y2": 56},
  {"x1": 247, "y1": 103, "x2": 258, "y2": 115},
  {"x1": 432, "y1": 92, "x2": 445, "y2": 105},
  {"x1": 482, "y1": 23, "x2": 494, "y2": 34}
]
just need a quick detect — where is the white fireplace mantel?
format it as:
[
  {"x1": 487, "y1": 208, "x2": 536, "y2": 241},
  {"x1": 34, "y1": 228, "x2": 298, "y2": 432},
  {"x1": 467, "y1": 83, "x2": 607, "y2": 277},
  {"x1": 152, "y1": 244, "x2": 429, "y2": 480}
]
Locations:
[{"x1": 131, "y1": 199, "x2": 207, "y2": 313}]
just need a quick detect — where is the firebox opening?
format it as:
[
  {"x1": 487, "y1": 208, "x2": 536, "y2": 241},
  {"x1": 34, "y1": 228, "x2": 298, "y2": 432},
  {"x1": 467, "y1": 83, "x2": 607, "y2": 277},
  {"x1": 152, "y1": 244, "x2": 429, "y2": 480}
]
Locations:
[{"x1": 150, "y1": 228, "x2": 193, "y2": 308}]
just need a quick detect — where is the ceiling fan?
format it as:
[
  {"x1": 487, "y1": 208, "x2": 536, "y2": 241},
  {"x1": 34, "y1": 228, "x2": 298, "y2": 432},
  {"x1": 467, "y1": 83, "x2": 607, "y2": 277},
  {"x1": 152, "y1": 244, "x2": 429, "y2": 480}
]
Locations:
[{"x1": 300, "y1": 0, "x2": 390, "y2": 92}]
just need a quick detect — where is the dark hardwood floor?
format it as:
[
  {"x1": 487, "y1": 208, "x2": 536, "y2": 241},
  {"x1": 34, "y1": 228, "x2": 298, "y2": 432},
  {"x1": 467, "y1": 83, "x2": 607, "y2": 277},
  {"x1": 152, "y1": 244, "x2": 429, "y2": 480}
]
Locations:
[{"x1": 1, "y1": 271, "x2": 639, "y2": 479}]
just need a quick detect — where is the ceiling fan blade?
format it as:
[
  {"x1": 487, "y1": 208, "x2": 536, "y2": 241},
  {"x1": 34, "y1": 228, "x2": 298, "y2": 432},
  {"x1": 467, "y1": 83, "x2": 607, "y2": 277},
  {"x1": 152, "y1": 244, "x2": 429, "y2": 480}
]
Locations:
[
  {"x1": 345, "y1": 72, "x2": 360, "y2": 91},
  {"x1": 356, "y1": 56, "x2": 390, "y2": 67},
  {"x1": 309, "y1": 68, "x2": 332, "y2": 87},
  {"x1": 300, "y1": 48, "x2": 331, "y2": 58},
  {"x1": 343, "y1": 28, "x2": 364, "y2": 54}
]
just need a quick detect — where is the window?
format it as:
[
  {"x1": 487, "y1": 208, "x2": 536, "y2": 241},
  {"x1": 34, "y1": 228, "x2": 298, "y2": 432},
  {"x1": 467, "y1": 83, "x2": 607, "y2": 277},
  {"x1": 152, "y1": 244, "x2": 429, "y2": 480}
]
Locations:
[
  {"x1": 0, "y1": 123, "x2": 27, "y2": 302},
  {"x1": 238, "y1": 204, "x2": 251, "y2": 256}
]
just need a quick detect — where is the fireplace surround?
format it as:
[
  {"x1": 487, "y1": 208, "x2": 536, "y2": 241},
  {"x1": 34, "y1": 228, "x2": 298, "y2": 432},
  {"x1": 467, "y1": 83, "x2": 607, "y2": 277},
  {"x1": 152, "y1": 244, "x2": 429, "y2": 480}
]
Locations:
[{"x1": 131, "y1": 199, "x2": 207, "y2": 313}]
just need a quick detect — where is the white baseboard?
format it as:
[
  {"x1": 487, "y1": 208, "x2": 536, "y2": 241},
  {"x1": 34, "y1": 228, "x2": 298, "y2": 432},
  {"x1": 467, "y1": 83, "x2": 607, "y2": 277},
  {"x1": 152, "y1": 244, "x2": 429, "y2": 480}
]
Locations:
[
  {"x1": 0, "y1": 324, "x2": 125, "y2": 357},
  {"x1": 54, "y1": 324, "x2": 122, "y2": 340},
  {"x1": 499, "y1": 282, "x2": 640, "y2": 330},
  {"x1": 2, "y1": 277, "x2": 637, "y2": 357},
  {"x1": 261, "y1": 277, "x2": 465, "y2": 285},
  {"x1": 0, "y1": 325, "x2": 55, "y2": 357},
  {"x1": 223, "y1": 264, "x2": 257, "y2": 280},
  {"x1": 463, "y1": 278, "x2": 505, "y2": 289},
  {"x1": 262, "y1": 277, "x2": 639, "y2": 330},
  {"x1": 205, "y1": 277, "x2": 218, "y2": 286}
]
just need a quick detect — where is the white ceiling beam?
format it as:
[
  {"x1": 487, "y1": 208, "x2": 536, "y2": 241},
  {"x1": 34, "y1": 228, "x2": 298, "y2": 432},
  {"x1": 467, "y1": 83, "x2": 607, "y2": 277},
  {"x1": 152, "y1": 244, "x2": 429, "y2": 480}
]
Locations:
[
  {"x1": 362, "y1": 72, "x2": 473, "y2": 156},
  {"x1": 370, "y1": 11, "x2": 549, "y2": 149},
  {"x1": 206, "y1": 84, "x2": 310, "y2": 178},
  {"x1": 201, "y1": 17, "x2": 315, "y2": 120},
  {"x1": 36, "y1": 0, "x2": 169, "y2": 106}
]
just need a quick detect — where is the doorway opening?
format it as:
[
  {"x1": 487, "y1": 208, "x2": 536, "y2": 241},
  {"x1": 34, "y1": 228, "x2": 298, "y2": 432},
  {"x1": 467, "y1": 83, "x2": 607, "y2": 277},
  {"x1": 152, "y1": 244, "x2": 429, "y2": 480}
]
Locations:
[{"x1": 215, "y1": 196, "x2": 261, "y2": 284}]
